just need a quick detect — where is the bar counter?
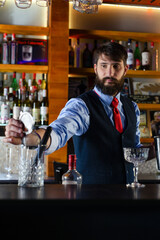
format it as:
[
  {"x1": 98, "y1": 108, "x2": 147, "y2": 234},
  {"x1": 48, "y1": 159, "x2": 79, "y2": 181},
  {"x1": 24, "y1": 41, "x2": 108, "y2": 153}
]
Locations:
[{"x1": 1, "y1": 183, "x2": 160, "y2": 239}]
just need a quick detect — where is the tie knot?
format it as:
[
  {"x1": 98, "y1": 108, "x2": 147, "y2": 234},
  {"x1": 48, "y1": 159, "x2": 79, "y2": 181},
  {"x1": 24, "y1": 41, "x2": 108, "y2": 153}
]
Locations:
[{"x1": 111, "y1": 97, "x2": 119, "y2": 108}]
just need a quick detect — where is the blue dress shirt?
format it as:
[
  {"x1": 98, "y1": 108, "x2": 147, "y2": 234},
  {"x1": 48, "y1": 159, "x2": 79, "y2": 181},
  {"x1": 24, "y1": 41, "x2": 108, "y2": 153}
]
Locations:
[{"x1": 45, "y1": 86, "x2": 141, "y2": 155}]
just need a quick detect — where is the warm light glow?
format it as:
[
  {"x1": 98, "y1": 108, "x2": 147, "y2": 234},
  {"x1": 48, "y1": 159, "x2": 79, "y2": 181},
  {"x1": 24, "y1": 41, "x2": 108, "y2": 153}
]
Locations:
[{"x1": 101, "y1": 3, "x2": 160, "y2": 11}]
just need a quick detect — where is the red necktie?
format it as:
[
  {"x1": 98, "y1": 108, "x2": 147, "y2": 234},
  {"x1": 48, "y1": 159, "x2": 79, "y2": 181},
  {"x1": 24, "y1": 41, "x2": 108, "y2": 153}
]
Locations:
[{"x1": 111, "y1": 97, "x2": 123, "y2": 133}]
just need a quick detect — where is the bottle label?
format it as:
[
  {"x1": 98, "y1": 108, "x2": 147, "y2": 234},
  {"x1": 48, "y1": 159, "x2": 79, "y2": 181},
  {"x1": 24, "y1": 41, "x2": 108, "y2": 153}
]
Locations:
[
  {"x1": 32, "y1": 108, "x2": 40, "y2": 122},
  {"x1": 2, "y1": 43, "x2": 8, "y2": 64},
  {"x1": 142, "y1": 52, "x2": 150, "y2": 66},
  {"x1": 127, "y1": 52, "x2": 134, "y2": 65},
  {"x1": 135, "y1": 59, "x2": 141, "y2": 70},
  {"x1": 11, "y1": 43, "x2": 16, "y2": 64},
  {"x1": 13, "y1": 106, "x2": 21, "y2": 120},
  {"x1": 1, "y1": 104, "x2": 10, "y2": 123},
  {"x1": 62, "y1": 180, "x2": 77, "y2": 185},
  {"x1": 40, "y1": 106, "x2": 48, "y2": 120}
]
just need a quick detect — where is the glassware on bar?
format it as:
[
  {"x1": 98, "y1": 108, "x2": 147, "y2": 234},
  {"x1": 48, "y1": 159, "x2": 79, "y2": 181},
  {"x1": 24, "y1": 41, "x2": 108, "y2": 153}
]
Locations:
[
  {"x1": 36, "y1": 0, "x2": 50, "y2": 7},
  {"x1": 123, "y1": 147, "x2": 149, "y2": 188},
  {"x1": 15, "y1": 0, "x2": 32, "y2": 9},
  {"x1": 73, "y1": 0, "x2": 98, "y2": 14}
]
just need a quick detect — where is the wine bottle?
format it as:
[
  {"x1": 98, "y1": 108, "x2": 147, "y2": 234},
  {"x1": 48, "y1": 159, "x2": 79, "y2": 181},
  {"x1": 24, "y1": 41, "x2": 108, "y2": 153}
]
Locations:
[
  {"x1": 82, "y1": 43, "x2": 92, "y2": 68},
  {"x1": 0, "y1": 73, "x2": 3, "y2": 95},
  {"x1": 62, "y1": 154, "x2": 82, "y2": 185},
  {"x1": 150, "y1": 42, "x2": 159, "y2": 71},
  {"x1": 69, "y1": 38, "x2": 74, "y2": 67},
  {"x1": 31, "y1": 73, "x2": 38, "y2": 93},
  {"x1": 13, "y1": 89, "x2": 21, "y2": 120},
  {"x1": 8, "y1": 87, "x2": 15, "y2": 118},
  {"x1": 2, "y1": 33, "x2": 9, "y2": 64},
  {"x1": 21, "y1": 72, "x2": 28, "y2": 92},
  {"x1": 40, "y1": 89, "x2": 48, "y2": 125},
  {"x1": 75, "y1": 38, "x2": 80, "y2": 68},
  {"x1": 22, "y1": 90, "x2": 32, "y2": 114},
  {"x1": 32, "y1": 91, "x2": 40, "y2": 125},
  {"x1": 134, "y1": 42, "x2": 141, "y2": 70},
  {"x1": 126, "y1": 39, "x2": 134, "y2": 70},
  {"x1": 11, "y1": 72, "x2": 19, "y2": 94},
  {"x1": 10, "y1": 33, "x2": 17, "y2": 64},
  {"x1": 41, "y1": 73, "x2": 47, "y2": 90},
  {"x1": 1, "y1": 88, "x2": 10, "y2": 124},
  {"x1": 141, "y1": 42, "x2": 150, "y2": 70}
]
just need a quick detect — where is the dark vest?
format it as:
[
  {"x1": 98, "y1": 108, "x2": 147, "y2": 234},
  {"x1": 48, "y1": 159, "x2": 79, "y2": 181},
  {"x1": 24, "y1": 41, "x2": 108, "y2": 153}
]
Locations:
[{"x1": 73, "y1": 91, "x2": 137, "y2": 184}]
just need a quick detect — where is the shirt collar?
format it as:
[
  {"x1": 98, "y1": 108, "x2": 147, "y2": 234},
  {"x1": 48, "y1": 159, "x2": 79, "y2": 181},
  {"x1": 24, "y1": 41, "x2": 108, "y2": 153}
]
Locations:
[{"x1": 93, "y1": 86, "x2": 121, "y2": 106}]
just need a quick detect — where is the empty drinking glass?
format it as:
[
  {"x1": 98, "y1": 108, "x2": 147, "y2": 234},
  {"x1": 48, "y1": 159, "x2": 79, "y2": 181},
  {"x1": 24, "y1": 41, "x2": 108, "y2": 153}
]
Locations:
[
  {"x1": 15, "y1": 0, "x2": 32, "y2": 9},
  {"x1": 123, "y1": 147, "x2": 149, "y2": 188}
]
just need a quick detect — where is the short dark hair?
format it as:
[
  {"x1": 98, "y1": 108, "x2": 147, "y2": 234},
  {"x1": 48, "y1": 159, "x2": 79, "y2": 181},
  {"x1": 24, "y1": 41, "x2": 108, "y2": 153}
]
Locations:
[{"x1": 93, "y1": 42, "x2": 127, "y2": 66}]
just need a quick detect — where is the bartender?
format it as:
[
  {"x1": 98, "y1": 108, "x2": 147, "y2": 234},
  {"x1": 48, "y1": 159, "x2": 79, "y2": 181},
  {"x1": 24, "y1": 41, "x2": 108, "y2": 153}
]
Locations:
[{"x1": 4, "y1": 42, "x2": 142, "y2": 184}]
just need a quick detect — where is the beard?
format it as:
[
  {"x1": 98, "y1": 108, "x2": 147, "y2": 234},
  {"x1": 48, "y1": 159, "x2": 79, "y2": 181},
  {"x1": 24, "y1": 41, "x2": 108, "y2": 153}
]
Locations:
[{"x1": 95, "y1": 74, "x2": 125, "y2": 96}]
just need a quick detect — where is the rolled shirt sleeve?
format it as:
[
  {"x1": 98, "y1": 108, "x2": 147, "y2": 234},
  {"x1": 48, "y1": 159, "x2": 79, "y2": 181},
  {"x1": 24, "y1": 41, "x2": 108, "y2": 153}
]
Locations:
[{"x1": 44, "y1": 98, "x2": 90, "y2": 155}]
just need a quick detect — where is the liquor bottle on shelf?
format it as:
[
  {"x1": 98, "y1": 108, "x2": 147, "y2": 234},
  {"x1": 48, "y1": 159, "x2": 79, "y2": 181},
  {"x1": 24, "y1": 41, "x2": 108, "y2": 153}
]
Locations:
[
  {"x1": 2, "y1": 33, "x2": 9, "y2": 64},
  {"x1": 62, "y1": 154, "x2": 82, "y2": 185},
  {"x1": 8, "y1": 87, "x2": 15, "y2": 118},
  {"x1": 11, "y1": 72, "x2": 19, "y2": 94},
  {"x1": 150, "y1": 42, "x2": 159, "y2": 71},
  {"x1": 82, "y1": 43, "x2": 92, "y2": 68},
  {"x1": 92, "y1": 40, "x2": 98, "y2": 66},
  {"x1": 75, "y1": 38, "x2": 80, "y2": 68},
  {"x1": 126, "y1": 39, "x2": 134, "y2": 70},
  {"x1": 134, "y1": 41, "x2": 141, "y2": 70},
  {"x1": 0, "y1": 73, "x2": 3, "y2": 95},
  {"x1": 3, "y1": 73, "x2": 9, "y2": 88},
  {"x1": 69, "y1": 38, "x2": 74, "y2": 67},
  {"x1": 41, "y1": 73, "x2": 47, "y2": 90},
  {"x1": 141, "y1": 42, "x2": 151, "y2": 70},
  {"x1": 13, "y1": 89, "x2": 21, "y2": 120},
  {"x1": 22, "y1": 90, "x2": 32, "y2": 114},
  {"x1": 32, "y1": 91, "x2": 40, "y2": 125},
  {"x1": 31, "y1": 73, "x2": 38, "y2": 93},
  {"x1": 21, "y1": 72, "x2": 28, "y2": 92},
  {"x1": 10, "y1": 33, "x2": 17, "y2": 64},
  {"x1": 1, "y1": 87, "x2": 10, "y2": 124},
  {"x1": 40, "y1": 89, "x2": 48, "y2": 126}
]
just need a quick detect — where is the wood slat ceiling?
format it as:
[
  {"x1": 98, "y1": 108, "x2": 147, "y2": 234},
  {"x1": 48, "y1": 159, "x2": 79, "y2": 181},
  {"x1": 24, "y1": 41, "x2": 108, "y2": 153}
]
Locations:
[{"x1": 103, "y1": 0, "x2": 160, "y2": 7}]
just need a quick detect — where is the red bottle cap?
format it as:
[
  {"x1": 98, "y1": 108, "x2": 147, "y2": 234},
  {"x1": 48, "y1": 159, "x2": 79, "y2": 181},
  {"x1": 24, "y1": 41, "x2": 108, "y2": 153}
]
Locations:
[
  {"x1": 22, "y1": 72, "x2": 26, "y2": 79},
  {"x1": 69, "y1": 154, "x2": 76, "y2": 170}
]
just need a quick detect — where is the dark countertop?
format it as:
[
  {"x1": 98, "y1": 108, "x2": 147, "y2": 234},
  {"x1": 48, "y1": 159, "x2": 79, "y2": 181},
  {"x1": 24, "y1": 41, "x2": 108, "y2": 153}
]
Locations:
[
  {"x1": 1, "y1": 183, "x2": 160, "y2": 239},
  {"x1": 0, "y1": 183, "x2": 159, "y2": 201}
]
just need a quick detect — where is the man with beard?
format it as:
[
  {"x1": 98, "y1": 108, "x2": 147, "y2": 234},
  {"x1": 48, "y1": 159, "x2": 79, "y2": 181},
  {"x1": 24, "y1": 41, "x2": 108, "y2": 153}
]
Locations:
[{"x1": 4, "y1": 42, "x2": 141, "y2": 184}]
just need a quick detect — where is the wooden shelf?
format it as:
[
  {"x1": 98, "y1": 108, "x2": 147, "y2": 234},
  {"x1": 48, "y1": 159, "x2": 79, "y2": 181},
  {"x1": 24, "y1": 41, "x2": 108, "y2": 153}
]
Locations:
[
  {"x1": 138, "y1": 103, "x2": 160, "y2": 110},
  {"x1": 69, "y1": 29, "x2": 160, "y2": 42},
  {"x1": 0, "y1": 24, "x2": 49, "y2": 36},
  {"x1": 69, "y1": 67, "x2": 160, "y2": 78},
  {"x1": 0, "y1": 64, "x2": 48, "y2": 73},
  {"x1": 140, "y1": 138, "x2": 154, "y2": 143}
]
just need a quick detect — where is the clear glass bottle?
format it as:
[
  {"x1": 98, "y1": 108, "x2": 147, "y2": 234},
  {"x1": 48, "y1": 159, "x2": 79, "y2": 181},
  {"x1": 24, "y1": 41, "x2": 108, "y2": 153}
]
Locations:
[
  {"x1": 126, "y1": 39, "x2": 134, "y2": 70},
  {"x1": 62, "y1": 154, "x2": 82, "y2": 185},
  {"x1": 40, "y1": 89, "x2": 48, "y2": 126}
]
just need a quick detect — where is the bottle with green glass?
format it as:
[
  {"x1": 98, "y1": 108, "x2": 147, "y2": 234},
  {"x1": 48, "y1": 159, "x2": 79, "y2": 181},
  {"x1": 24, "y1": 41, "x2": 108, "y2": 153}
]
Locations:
[{"x1": 11, "y1": 72, "x2": 19, "y2": 94}]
